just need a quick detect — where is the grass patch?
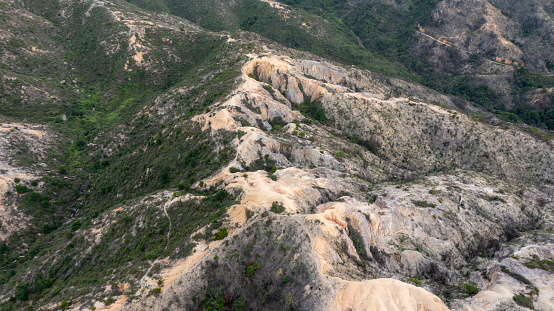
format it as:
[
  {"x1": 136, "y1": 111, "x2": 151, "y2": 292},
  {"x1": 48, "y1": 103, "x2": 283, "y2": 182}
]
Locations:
[{"x1": 523, "y1": 255, "x2": 554, "y2": 273}]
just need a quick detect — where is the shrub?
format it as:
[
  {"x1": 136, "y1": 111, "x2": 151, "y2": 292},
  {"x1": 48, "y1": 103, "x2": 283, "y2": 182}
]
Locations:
[
  {"x1": 233, "y1": 297, "x2": 245, "y2": 311},
  {"x1": 71, "y1": 222, "x2": 81, "y2": 231},
  {"x1": 412, "y1": 200, "x2": 436, "y2": 208},
  {"x1": 203, "y1": 295, "x2": 225, "y2": 310},
  {"x1": 335, "y1": 151, "x2": 345, "y2": 158},
  {"x1": 513, "y1": 294, "x2": 533, "y2": 309},
  {"x1": 229, "y1": 167, "x2": 240, "y2": 173},
  {"x1": 14, "y1": 178, "x2": 20, "y2": 183},
  {"x1": 103, "y1": 297, "x2": 115, "y2": 305},
  {"x1": 524, "y1": 254, "x2": 554, "y2": 273},
  {"x1": 463, "y1": 283, "x2": 479, "y2": 295},
  {"x1": 271, "y1": 201, "x2": 285, "y2": 213},
  {"x1": 213, "y1": 228, "x2": 228, "y2": 240},
  {"x1": 152, "y1": 288, "x2": 161, "y2": 294},
  {"x1": 501, "y1": 266, "x2": 533, "y2": 285},
  {"x1": 15, "y1": 185, "x2": 30, "y2": 194},
  {"x1": 246, "y1": 262, "x2": 260, "y2": 277},
  {"x1": 60, "y1": 301, "x2": 69, "y2": 310},
  {"x1": 408, "y1": 278, "x2": 421, "y2": 285},
  {"x1": 15, "y1": 284, "x2": 30, "y2": 301},
  {"x1": 266, "y1": 164, "x2": 277, "y2": 174},
  {"x1": 237, "y1": 130, "x2": 247, "y2": 138}
]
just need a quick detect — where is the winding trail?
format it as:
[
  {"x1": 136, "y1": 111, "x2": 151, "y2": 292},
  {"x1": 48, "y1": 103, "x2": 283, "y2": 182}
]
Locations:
[{"x1": 416, "y1": 30, "x2": 516, "y2": 68}]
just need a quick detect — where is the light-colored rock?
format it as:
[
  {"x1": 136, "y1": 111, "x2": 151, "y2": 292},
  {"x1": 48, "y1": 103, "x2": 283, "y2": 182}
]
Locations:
[{"x1": 331, "y1": 278, "x2": 449, "y2": 311}]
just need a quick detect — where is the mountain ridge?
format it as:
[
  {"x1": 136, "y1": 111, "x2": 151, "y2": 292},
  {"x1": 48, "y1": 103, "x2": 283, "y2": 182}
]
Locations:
[{"x1": 0, "y1": 0, "x2": 553, "y2": 310}]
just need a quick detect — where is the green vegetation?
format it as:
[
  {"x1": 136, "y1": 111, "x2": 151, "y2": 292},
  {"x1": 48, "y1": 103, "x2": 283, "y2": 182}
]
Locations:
[
  {"x1": 246, "y1": 262, "x2": 260, "y2": 277},
  {"x1": 347, "y1": 224, "x2": 369, "y2": 261},
  {"x1": 412, "y1": 200, "x2": 436, "y2": 208},
  {"x1": 408, "y1": 278, "x2": 422, "y2": 285},
  {"x1": 1, "y1": 186, "x2": 237, "y2": 308},
  {"x1": 500, "y1": 266, "x2": 533, "y2": 286},
  {"x1": 298, "y1": 100, "x2": 327, "y2": 123},
  {"x1": 14, "y1": 185, "x2": 30, "y2": 194},
  {"x1": 135, "y1": 0, "x2": 554, "y2": 130},
  {"x1": 524, "y1": 255, "x2": 554, "y2": 273},
  {"x1": 513, "y1": 294, "x2": 534, "y2": 309},
  {"x1": 202, "y1": 294, "x2": 226, "y2": 311},
  {"x1": 271, "y1": 201, "x2": 285, "y2": 214},
  {"x1": 213, "y1": 228, "x2": 229, "y2": 240},
  {"x1": 508, "y1": 68, "x2": 554, "y2": 130},
  {"x1": 244, "y1": 154, "x2": 278, "y2": 174},
  {"x1": 463, "y1": 283, "x2": 479, "y2": 295},
  {"x1": 2, "y1": 0, "x2": 553, "y2": 309}
]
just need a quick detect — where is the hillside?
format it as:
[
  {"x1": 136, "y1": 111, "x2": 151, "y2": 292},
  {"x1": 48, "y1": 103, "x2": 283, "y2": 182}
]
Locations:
[
  {"x1": 0, "y1": 0, "x2": 553, "y2": 311},
  {"x1": 125, "y1": 0, "x2": 554, "y2": 130}
]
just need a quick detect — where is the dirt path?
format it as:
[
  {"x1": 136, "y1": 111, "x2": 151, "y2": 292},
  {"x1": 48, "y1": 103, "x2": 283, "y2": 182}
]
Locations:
[{"x1": 416, "y1": 31, "x2": 514, "y2": 68}]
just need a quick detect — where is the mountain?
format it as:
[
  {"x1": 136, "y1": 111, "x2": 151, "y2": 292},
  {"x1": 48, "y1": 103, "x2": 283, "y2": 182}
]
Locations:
[
  {"x1": 0, "y1": 0, "x2": 553, "y2": 310},
  {"x1": 126, "y1": 0, "x2": 554, "y2": 129}
]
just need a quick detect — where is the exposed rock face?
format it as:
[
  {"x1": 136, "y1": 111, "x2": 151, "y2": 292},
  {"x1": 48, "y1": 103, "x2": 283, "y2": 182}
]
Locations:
[
  {"x1": 109, "y1": 50, "x2": 552, "y2": 311},
  {"x1": 1, "y1": 1, "x2": 553, "y2": 310},
  {"x1": 452, "y1": 235, "x2": 554, "y2": 311},
  {"x1": 332, "y1": 279, "x2": 449, "y2": 311},
  {"x1": 202, "y1": 53, "x2": 554, "y2": 185}
]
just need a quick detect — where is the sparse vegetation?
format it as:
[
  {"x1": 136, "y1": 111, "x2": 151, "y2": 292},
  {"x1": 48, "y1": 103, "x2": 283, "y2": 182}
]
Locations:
[
  {"x1": 1, "y1": 0, "x2": 554, "y2": 310},
  {"x1": 501, "y1": 266, "x2": 533, "y2": 286},
  {"x1": 523, "y1": 255, "x2": 554, "y2": 273}
]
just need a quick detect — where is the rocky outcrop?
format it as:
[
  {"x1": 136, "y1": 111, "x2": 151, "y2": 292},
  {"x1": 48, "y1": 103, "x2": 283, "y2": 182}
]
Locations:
[
  {"x1": 1, "y1": 1, "x2": 553, "y2": 309},
  {"x1": 332, "y1": 279, "x2": 449, "y2": 311},
  {"x1": 177, "y1": 51, "x2": 553, "y2": 311},
  {"x1": 202, "y1": 53, "x2": 554, "y2": 185}
]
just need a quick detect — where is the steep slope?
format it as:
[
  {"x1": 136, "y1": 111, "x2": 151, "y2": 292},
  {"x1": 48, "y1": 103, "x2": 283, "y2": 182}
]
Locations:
[
  {"x1": 128, "y1": 0, "x2": 554, "y2": 130},
  {"x1": 0, "y1": 1, "x2": 553, "y2": 311}
]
